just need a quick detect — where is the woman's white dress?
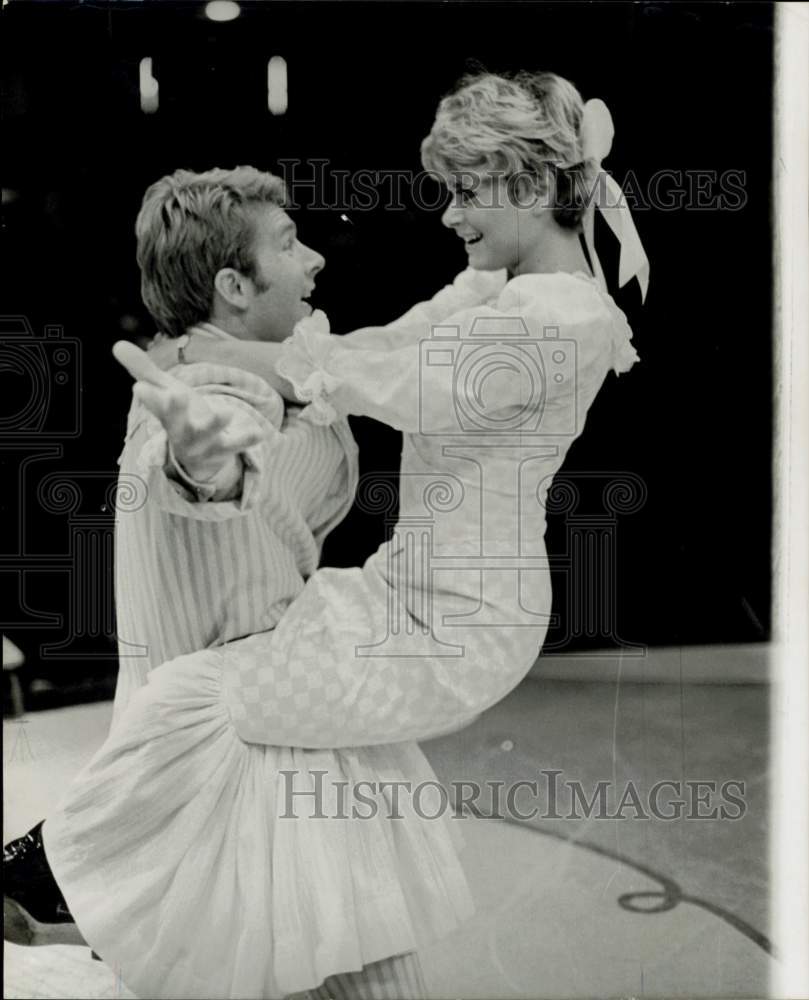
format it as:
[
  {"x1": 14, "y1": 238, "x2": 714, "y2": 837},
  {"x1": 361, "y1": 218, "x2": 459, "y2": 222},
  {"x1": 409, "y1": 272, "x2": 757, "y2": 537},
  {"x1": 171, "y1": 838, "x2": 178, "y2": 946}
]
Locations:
[{"x1": 43, "y1": 269, "x2": 638, "y2": 999}]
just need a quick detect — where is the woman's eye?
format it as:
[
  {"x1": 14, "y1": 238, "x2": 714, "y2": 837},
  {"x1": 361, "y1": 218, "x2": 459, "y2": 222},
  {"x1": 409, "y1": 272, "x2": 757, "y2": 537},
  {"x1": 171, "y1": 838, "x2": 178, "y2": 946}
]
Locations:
[{"x1": 459, "y1": 189, "x2": 475, "y2": 206}]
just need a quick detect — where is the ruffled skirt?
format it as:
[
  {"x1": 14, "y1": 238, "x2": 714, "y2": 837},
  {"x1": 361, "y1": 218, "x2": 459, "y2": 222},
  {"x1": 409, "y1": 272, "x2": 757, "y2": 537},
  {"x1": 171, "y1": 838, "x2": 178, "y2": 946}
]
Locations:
[{"x1": 43, "y1": 652, "x2": 474, "y2": 999}]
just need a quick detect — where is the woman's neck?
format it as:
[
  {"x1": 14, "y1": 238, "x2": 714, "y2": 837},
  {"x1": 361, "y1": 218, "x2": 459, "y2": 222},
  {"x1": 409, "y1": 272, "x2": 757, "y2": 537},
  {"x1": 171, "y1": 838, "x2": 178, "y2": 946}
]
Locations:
[{"x1": 510, "y1": 226, "x2": 591, "y2": 280}]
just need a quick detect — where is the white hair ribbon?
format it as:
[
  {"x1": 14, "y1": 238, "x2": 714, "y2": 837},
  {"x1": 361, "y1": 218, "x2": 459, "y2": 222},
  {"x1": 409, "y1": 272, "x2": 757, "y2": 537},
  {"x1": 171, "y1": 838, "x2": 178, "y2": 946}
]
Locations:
[{"x1": 579, "y1": 98, "x2": 650, "y2": 302}]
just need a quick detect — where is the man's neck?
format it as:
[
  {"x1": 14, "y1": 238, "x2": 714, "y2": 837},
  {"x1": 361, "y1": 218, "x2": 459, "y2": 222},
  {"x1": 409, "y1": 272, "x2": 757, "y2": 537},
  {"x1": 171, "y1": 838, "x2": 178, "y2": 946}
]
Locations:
[
  {"x1": 192, "y1": 319, "x2": 252, "y2": 342},
  {"x1": 203, "y1": 315, "x2": 250, "y2": 340}
]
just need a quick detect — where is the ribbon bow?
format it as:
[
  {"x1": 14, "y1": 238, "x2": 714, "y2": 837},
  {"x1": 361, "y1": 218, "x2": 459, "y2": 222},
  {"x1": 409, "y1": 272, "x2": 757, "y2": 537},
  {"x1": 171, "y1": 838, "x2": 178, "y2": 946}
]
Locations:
[{"x1": 579, "y1": 98, "x2": 649, "y2": 302}]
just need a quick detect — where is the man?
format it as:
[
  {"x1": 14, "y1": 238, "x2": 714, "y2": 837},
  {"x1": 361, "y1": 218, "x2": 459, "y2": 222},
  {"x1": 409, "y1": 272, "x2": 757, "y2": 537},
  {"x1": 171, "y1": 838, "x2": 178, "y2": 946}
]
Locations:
[{"x1": 4, "y1": 166, "x2": 434, "y2": 996}]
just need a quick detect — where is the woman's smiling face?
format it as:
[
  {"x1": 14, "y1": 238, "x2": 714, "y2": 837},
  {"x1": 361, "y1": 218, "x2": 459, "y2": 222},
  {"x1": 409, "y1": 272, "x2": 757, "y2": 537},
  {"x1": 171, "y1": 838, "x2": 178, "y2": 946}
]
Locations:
[{"x1": 441, "y1": 171, "x2": 544, "y2": 276}]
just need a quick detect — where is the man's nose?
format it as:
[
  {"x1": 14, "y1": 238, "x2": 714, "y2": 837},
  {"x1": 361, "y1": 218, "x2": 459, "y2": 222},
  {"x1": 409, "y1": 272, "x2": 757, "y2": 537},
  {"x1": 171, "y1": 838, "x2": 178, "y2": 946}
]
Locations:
[
  {"x1": 442, "y1": 203, "x2": 464, "y2": 229},
  {"x1": 302, "y1": 243, "x2": 325, "y2": 276}
]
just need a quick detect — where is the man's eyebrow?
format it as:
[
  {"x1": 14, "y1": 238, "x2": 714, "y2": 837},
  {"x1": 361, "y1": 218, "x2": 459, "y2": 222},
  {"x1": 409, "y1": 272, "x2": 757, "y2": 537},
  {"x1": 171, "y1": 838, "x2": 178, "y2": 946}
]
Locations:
[{"x1": 276, "y1": 219, "x2": 297, "y2": 237}]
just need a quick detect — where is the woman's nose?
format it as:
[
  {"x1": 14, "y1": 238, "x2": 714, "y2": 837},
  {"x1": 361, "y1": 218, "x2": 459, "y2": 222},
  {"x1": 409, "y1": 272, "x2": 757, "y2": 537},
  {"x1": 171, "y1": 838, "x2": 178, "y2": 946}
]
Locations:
[{"x1": 442, "y1": 203, "x2": 464, "y2": 229}]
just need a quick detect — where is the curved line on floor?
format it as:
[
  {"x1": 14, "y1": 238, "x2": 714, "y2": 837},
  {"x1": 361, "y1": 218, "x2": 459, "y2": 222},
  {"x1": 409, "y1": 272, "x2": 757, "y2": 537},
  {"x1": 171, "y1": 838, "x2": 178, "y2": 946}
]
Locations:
[{"x1": 466, "y1": 806, "x2": 774, "y2": 957}]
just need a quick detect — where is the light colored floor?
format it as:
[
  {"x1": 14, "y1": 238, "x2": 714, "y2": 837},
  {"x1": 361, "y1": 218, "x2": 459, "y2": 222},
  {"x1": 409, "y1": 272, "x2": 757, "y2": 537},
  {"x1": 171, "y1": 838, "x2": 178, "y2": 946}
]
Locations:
[
  {"x1": 420, "y1": 819, "x2": 770, "y2": 998},
  {"x1": 4, "y1": 675, "x2": 774, "y2": 998}
]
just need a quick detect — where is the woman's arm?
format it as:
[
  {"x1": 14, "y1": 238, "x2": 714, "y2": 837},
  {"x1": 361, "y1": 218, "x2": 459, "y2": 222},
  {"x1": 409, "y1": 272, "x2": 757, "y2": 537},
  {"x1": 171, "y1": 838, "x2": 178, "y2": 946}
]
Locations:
[
  {"x1": 146, "y1": 270, "x2": 506, "y2": 382},
  {"x1": 340, "y1": 268, "x2": 508, "y2": 352},
  {"x1": 279, "y1": 278, "x2": 635, "y2": 435},
  {"x1": 147, "y1": 334, "x2": 304, "y2": 403}
]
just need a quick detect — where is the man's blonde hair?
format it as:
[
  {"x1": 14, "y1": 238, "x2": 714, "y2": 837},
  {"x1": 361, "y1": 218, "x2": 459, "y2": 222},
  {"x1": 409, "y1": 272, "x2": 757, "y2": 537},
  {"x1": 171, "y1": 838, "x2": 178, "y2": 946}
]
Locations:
[
  {"x1": 421, "y1": 71, "x2": 595, "y2": 229},
  {"x1": 135, "y1": 166, "x2": 286, "y2": 338}
]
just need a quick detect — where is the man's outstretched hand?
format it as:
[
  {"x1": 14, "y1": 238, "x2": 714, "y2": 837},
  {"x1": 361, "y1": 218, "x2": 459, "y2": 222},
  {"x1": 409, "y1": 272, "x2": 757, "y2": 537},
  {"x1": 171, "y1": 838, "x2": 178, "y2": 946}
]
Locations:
[{"x1": 113, "y1": 341, "x2": 264, "y2": 486}]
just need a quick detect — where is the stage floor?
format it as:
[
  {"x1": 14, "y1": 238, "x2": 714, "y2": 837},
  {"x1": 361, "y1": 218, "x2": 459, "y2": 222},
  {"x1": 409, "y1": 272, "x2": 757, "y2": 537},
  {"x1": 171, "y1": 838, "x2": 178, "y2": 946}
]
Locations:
[{"x1": 4, "y1": 673, "x2": 773, "y2": 998}]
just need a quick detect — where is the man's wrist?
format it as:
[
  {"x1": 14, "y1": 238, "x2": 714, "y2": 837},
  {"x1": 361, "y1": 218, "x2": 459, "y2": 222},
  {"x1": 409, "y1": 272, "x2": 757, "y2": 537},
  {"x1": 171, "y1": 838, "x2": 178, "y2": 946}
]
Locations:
[{"x1": 166, "y1": 448, "x2": 243, "y2": 502}]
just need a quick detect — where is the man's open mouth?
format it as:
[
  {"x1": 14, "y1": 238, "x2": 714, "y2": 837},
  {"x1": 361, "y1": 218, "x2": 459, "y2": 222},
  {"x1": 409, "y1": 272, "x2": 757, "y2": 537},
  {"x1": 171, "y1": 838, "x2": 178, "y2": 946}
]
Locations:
[{"x1": 463, "y1": 233, "x2": 483, "y2": 246}]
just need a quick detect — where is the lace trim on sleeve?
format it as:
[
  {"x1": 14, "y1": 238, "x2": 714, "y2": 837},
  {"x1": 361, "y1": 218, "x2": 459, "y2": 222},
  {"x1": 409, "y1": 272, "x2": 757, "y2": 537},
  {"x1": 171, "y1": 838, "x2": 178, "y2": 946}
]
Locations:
[{"x1": 277, "y1": 311, "x2": 343, "y2": 426}]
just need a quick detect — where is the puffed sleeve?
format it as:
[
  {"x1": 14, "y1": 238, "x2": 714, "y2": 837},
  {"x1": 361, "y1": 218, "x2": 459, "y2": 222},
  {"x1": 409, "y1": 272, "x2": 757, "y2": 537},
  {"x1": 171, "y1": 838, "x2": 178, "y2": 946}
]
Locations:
[
  {"x1": 277, "y1": 274, "x2": 638, "y2": 434},
  {"x1": 338, "y1": 267, "x2": 508, "y2": 352}
]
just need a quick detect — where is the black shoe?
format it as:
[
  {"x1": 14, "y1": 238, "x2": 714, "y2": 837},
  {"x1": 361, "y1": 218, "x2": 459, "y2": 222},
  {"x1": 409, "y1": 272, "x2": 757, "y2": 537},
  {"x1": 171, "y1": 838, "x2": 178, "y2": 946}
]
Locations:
[{"x1": 4, "y1": 821, "x2": 86, "y2": 946}]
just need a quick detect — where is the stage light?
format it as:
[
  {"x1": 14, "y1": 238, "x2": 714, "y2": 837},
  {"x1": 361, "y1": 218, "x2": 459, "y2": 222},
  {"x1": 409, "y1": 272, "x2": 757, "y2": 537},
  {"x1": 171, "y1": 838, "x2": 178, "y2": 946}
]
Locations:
[
  {"x1": 139, "y1": 57, "x2": 159, "y2": 114},
  {"x1": 267, "y1": 56, "x2": 288, "y2": 115},
  {"x1": 205, "y1": 1, "x2": 240, "y2": 22}
]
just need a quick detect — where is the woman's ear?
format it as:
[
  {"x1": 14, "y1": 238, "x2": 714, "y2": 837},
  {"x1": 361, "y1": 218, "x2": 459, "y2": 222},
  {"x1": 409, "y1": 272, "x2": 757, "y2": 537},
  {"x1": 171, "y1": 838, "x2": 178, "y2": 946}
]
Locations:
[
  {"x1": 527, "y1": 168, "x2": 559, "y2": 219},
  {"x1": 507, "y1": 173, "x2": 542, "y2": 212},
  {"x1": 213, "y1": 268, "x2": 251, "y2": 310}
]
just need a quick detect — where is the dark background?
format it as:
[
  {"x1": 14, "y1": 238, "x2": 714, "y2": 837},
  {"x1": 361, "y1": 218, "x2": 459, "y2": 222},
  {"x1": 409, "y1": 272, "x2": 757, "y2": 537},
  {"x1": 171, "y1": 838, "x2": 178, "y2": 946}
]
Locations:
[{"x1": 1, "y1": 0, "x2": 774, "y2": 707}]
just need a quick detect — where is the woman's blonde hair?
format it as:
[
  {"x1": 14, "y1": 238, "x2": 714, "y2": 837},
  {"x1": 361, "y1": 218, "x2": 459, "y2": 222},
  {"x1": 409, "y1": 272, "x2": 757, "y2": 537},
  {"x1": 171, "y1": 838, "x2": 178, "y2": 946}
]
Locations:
[
  {"x1": 421, "y1": 71, "x2": 594, "y2": 228},
  {"x1": 135, "y1": 166, "x2": 286, "y2": 338}
]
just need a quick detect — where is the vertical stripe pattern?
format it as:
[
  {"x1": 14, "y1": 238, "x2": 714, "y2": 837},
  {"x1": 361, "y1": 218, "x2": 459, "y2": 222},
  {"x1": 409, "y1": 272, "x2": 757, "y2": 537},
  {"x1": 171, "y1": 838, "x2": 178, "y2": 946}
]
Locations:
[{"x1": 112, "y1": 355, "x2": 357, "y2": 725}]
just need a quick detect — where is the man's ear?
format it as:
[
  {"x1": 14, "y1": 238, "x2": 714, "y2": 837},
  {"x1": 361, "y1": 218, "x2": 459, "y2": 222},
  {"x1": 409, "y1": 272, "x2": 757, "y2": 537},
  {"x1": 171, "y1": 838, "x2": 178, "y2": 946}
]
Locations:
[{"x1": 213, "y1": 268, "x2": 251, "y2": 310}]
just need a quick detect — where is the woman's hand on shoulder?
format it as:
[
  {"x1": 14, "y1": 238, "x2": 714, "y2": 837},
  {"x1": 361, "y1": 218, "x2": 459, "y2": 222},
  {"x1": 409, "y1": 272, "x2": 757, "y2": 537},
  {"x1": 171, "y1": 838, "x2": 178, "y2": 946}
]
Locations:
[
  {"x1": 147, "y1": 333, "x2": 186, "y2": 372},
  {"x1": 147, "y1": 332, "x2": 241, "y2": 372},
  {"x1": 146, "y1": 333, "x2": 302, "y2": 403}
]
